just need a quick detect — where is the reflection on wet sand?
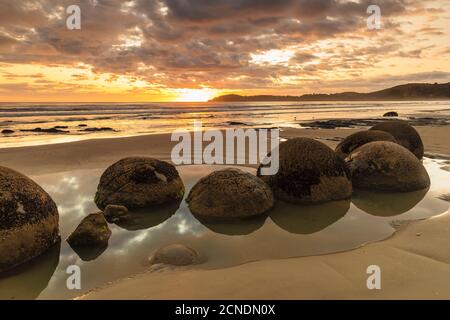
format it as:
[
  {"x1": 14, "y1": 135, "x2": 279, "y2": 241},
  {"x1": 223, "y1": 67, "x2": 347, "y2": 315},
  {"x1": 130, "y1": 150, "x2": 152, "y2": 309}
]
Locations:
[
  {"x1": 0, "y1": 241, "x2": 60, "y2": 300},
  {"x1": 352, "y1": 188, "x2": 428, "y2": 217},
  {"x1": 113, "y1": 201, "x2": 181, "y2": 231},
  {"x1": 193, "y1": 215, "x2": 268, "y2": 236},
  {"x1": 269, "y1": 200, "x2": 350, "y2": 234},
  {"x1": 69, "y1": 243, "x2": 108, "y2": 262}
]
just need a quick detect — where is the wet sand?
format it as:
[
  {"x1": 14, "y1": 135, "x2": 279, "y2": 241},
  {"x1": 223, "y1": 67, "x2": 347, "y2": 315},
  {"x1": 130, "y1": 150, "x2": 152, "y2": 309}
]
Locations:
[
  {"x1": 1, "y1": 124, "x2": 449, "y2": 299},
  {"x1": 80, "y1": 210, "x2": 450, "y2": 300},
  {"x1": 1, "y1": 125, "x2": 450, "y2": 176}
]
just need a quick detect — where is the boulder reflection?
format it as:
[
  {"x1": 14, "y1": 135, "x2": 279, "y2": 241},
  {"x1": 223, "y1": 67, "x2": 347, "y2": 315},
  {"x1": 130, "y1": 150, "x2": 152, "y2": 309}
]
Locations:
[
  {"x1": 352, "y1": 188, "x2": 428, "y2": 217},
  {"x1": 270, "y1": 200, "x2": 350, "y2": 234},
  {"x1": 0, "y1": 241, "x2": 60, "y2": 300},
  {"x1": 194, "y1": 215, "x2": 268, "y2": 236},
  {"x1": 113, "y1": 200, "x2": 181, "y2": 231},
  {"x1": 69, "y1": 242, "x2": 108, "y2": 262}
]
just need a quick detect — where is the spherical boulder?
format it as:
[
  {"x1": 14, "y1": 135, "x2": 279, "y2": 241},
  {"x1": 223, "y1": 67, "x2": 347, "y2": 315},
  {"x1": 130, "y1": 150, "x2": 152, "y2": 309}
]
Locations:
[
  {"x1": 370, "y1": 120, "x2": 424, "y2": 159},
  {"x1": 95, "y1": 157, "x2": 185, "y2": 210},
  {"x1": 0, "y1": 166, "x2": 59, "y2": 273},
  {"x1": 258, "y1": 138, "x2": 352, "y2": 204},
  {"x1": 149, "y1": 244, "x2": 199, "y2": 266},
  {"x1": 345, "y1": 141, "x2": 430, "y2": 192},
  {"x1": 335, "y1": 130, "x2": 397, "y2": 159},
  {"x1": 186, "y1": 168, "x2": 274, "y2": 218}
]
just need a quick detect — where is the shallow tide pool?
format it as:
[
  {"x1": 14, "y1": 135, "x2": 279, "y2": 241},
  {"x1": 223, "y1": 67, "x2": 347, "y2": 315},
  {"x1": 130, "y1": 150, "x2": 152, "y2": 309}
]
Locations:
[{"x1": 0, "y1": 159, "x2": 449, "y2": 299}]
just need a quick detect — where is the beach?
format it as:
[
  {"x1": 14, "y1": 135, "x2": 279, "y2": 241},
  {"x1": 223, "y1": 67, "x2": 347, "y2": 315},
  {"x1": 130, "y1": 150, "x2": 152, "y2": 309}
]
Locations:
[{"x1": 1, "y1": 120, "x2": 449, "y2": 300}]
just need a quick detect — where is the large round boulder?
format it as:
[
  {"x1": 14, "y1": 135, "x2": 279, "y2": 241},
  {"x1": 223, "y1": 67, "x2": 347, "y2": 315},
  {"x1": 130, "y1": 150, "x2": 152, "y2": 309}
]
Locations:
[
  {"x1": 186, "y1": 168, "x2": 274, "y2": 218},
  {"x1": 335, "y1": 130, "x2": 397, "y2": 159},
  {"x1": 345, "y1": 141, "x2": 430, "y2": 192},
  {"x1": 0, "y1": 166, "x2": 59, "y2": 273},
  {"x1": 258, "y1": 138, "x2": 352, "y2": 204},
  {"x1": 95, "y1": 157, "x2": 185, "y2": 210},
  {"x1": 370, "y1": 120, "x2": 424, "y2": 159}
]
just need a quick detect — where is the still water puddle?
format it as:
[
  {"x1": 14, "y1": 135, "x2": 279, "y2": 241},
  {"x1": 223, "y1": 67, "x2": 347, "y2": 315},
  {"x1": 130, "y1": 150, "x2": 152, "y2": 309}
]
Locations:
[{"x1": 0, "y1": 159, "x2": 449, "y2": 299}]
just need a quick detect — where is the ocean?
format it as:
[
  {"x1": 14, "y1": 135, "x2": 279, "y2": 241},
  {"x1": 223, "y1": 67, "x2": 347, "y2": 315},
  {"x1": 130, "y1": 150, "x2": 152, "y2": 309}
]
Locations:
[{"x1": 1, "y1": 100, "x2": 450, "y2": 147}]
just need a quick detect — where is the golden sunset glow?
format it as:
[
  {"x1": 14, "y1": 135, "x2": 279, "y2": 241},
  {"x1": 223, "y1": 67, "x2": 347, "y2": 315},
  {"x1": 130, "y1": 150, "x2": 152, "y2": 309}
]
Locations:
[{"x1": 0, "y1": 1, "x2": 449, "y2": 102}]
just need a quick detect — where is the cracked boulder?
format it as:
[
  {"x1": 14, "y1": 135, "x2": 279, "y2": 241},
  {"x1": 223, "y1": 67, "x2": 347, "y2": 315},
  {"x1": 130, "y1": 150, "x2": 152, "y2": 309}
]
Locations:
[
  {"x1": 95, "y1": 157, "x2": 185, "y2": 210},
  {"x1": 187, "y1": 168, "x2": 274, "y2": 218},
  {"x1": 258, "y1": 138, "x2": 352, "y2": 204},
  {"x1": 345, "y1": 141, "x2": 430, "y2": 192},
  {"x1": 0, "y1": 166, "x2": 59, "y2": 273}
]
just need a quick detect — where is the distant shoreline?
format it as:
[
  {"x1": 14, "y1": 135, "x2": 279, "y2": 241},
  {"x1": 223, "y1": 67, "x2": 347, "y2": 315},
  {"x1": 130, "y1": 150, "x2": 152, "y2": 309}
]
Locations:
[{"x1": 210, "y1": 81, "x2": 450, "y2": 102}]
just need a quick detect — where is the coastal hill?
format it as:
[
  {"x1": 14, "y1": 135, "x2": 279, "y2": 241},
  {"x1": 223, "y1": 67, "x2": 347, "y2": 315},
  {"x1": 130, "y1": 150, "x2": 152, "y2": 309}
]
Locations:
[{"x1": 210, "y1": 82, "x2": 450, "y2": 102}]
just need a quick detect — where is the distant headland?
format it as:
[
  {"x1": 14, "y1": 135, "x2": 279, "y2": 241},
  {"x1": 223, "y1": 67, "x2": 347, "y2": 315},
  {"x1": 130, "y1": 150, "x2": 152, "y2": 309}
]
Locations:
[{"x1": 210, "y1": 82, "x2": 450, "y2": 102}]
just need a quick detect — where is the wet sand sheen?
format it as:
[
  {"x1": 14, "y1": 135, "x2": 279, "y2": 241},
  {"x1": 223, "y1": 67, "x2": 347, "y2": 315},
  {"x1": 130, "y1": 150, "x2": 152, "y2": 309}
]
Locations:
[{"x1": 0, "y1": 160, "x2": 448, "y2": 299}]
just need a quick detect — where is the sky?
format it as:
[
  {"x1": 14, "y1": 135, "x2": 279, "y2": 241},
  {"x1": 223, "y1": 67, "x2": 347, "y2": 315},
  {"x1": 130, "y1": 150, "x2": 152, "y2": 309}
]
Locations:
[{"x1": 0, "y1": 0, "x2": 449, "y2": 102}]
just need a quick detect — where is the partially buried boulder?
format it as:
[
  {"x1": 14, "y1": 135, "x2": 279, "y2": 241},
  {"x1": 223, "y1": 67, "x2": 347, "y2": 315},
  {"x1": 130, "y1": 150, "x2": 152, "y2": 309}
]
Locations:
[
  {"x1": 345, "y1": 141, "x2": 430, "y2": 192},
  {"x1": 335, "y1": 130, "x2": 397, "y2": 159},
  {"x1": 67, "y1": 213, "x2": 111, "y2": 247},
  {"x1": 95, "y1": 157, "x2": 185, "y2": 210},
  {"x1": 0, "y1": 166, "x2": 59, "y2": 273},
  {"x1": 258, "y1": 138, "x2": 352, "y2": 204},
  {"x1": 370, "y1": 120, "x2": 424, "y2": 159},
  {"x1": 186, "y1": 168, "x2": 274, "y2": 218},
  {"x1": 149, "y1": 244, "x2": 199, "y2": 266}
]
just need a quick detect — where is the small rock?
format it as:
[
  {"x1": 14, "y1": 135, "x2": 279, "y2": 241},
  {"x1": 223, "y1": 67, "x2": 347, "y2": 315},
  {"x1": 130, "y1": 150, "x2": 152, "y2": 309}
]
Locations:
[
  {"x1": 104, "y1": 204, "x2": 129, "y2": 223},
  {"x1": 416, "y1": 233, "x2": 422, "y2": 237},
  {"x1": 67, "y1": 213, "x2": 111, "y2": 247},
  {"x1": 20, "y1": 127, "x2": 68, "y2": 134},
  {"x1": 78, "y1": 124, "x2": 88, "y2": 127},
  {"x1": 81, "y1": 127, "x2": 114, "y2": 132},
  {"x1": 1, "y1": 129, "x2": 14, "y2": 134},
  {"x1": 383, "y1": 111, "x2": 399, "y2": 117},
  {"x1": 149, "y1": 244, "x2": 199, "y2": 266}
]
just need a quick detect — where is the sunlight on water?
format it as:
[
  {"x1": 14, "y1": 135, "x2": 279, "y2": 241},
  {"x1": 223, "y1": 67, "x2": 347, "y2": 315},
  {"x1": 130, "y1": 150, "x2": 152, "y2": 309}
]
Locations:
[{"x1": 1, "y1": 101, "x2": 450, "y2": 147}]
